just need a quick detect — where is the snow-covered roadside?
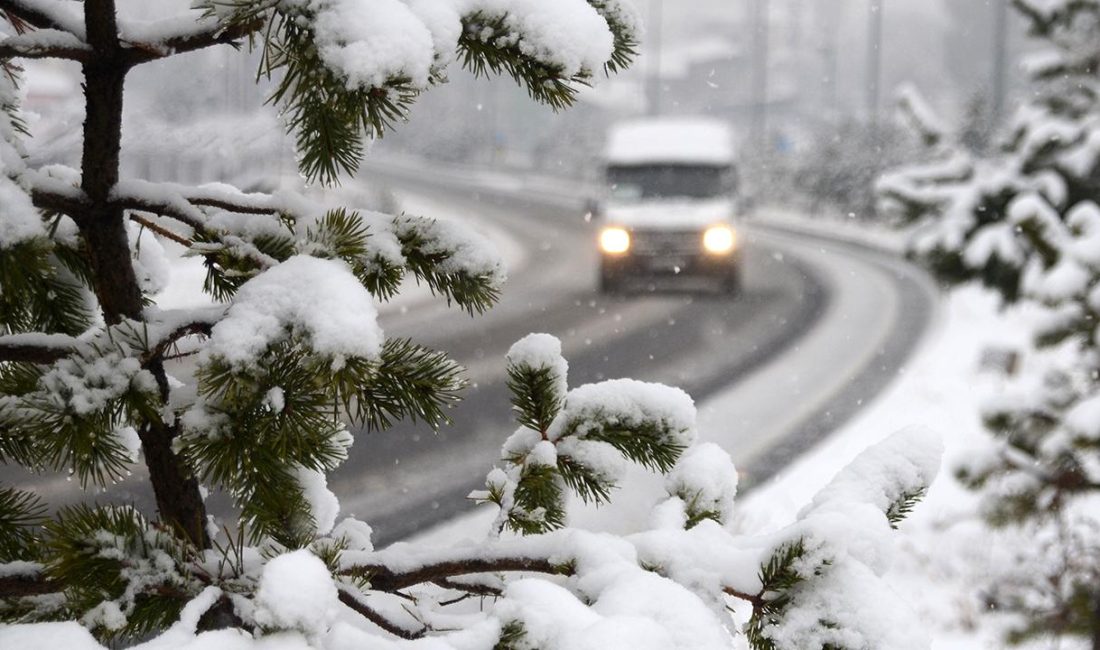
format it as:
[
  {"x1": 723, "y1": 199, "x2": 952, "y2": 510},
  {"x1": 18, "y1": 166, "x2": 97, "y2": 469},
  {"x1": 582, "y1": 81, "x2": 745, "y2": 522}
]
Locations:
[
  {"x1": 734, "y1": 208, "x2": 1041, "y2": 647},
  {"x1": 735, "y1": 285, "x2": 1028, "y2": 648}
]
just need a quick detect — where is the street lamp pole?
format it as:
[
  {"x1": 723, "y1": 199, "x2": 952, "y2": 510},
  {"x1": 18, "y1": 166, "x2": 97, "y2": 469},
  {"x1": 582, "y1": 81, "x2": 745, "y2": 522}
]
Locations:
[
  {"x1": 646, "y1": 0, "x2": 663, "y2": 116},
  {"x1": 991, "y1": 0, "x2": 1009, "y2": 122},
  {"x1": 866, "y1": 0, "x2": 883, "y2": 124},
  {"x1": 750, "y1": 0, "x2": 770, "y2": 151}
]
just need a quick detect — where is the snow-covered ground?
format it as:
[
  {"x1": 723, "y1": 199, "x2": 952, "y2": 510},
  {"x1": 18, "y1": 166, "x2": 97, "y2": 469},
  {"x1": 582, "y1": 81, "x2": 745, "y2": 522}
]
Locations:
[{"x1": 736, "y1": 284, "x2": 1027, "y2": 648}]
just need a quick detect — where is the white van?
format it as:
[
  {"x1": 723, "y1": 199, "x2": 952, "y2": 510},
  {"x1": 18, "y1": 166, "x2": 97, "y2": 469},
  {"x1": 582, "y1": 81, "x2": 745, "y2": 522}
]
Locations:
[{"x1": 594, "y1": 117, "x2": 741, "y2": 294}]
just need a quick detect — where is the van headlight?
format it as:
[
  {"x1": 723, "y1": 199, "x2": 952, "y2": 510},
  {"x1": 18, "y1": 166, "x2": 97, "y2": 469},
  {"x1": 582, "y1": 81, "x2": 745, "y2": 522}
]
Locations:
[
  {"x1": 599, "y1": 227, "x2": 631, "y2": 254},
  {"x1": 703, "y1": 225, "x2": 736, "y2": 254}
]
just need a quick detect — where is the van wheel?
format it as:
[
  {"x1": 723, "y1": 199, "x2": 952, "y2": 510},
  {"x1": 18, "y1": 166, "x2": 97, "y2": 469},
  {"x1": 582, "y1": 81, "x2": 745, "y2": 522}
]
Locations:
[
  {"x1": 599, "y1": 269, "x2": 622, "y2": 294},
  {"x1": 720, "y1": 269, "x2": 741, "y2": 295}
]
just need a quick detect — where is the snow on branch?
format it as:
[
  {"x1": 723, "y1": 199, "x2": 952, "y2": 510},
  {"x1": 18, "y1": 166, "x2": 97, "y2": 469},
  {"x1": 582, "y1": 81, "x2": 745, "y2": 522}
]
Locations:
[
  {"x1": 196, "y1": 0, "x2": 639, "y2": 183},
  {"x1": 894, "y1": 83, "x2": 947, "y2": 149},
  {"x1": 120, "y1": 13, "x2": 267, "y2": 65},
  {"x1": 741, "y1": 429, "x2": 943, "y2": 649},
  {"x1": 107, "y1": 177, "x2": 506, "y2": 312},
  {"x1": 342, "y1": 552, "x2": 566, "y2": 593},
  {"x1": 335, "y1": 587, "x2": 426, "y2": 639},
  {"x1": 0, "y1": 0, "x2": 85, "y2": 38},
  {"x1": 477, "y1": 334, "x2": 697, "y2": 535},
  {"x1": 0, "y1": 332, "x2": 78, "y2": 363},
  {"x1": 201, "y1": 255, "x2": 383, "y2": 368},
  {"x1": 0, "y1": 29, "x2": 90, "y2": 61},
  {"x1": 0, "y1": 329, "x2": 948, "y2": 648}
]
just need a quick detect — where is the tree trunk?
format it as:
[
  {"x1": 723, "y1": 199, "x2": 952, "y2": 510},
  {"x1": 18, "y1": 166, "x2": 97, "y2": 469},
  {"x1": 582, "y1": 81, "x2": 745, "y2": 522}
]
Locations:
[
  {"x1": 138, "y1": 418, "x2": 211, "y2": 548},
  {"x1": 1092, "y1": 590, "x2": 1100, "y2": 650},
  {"x1": 80, "y1": 1, "x2": 139, "y2": 325},
  {"x1": 78, "y1": 0, "x2": 211, "y2": 549}
]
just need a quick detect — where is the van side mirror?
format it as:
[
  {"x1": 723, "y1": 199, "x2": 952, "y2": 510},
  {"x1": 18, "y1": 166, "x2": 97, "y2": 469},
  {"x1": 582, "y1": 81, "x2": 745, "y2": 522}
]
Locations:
[
  {"x1": 740, "y1": 193, "x2": 757, "y2": 217},
  {"x1": 584, "y1": 198, "x2": 601, "y2": 223}
]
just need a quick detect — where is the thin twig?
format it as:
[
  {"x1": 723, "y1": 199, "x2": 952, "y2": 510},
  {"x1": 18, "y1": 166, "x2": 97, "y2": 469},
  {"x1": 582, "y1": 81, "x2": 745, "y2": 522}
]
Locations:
[
  {"x1": 337, "y1": 588, "x2": 426, "y2": 640},
  {"x1": 723, "y1": 586, "x2": 765, "y2": 609},
  {"x1": 129, "y1": 213, "x2": 193, "y2": 247},
  {"x1": 433, "y1": 577, "x2": 503, "y2": 598},
  {"x1": 344, "y1": 556, "x2": 568, "y2": 593}
]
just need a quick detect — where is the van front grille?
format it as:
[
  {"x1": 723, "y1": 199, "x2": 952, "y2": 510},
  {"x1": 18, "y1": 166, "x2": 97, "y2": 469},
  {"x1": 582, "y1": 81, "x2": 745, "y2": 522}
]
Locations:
[{"x1": 630, "y1": 230, "x2": 701, "y2": 254}]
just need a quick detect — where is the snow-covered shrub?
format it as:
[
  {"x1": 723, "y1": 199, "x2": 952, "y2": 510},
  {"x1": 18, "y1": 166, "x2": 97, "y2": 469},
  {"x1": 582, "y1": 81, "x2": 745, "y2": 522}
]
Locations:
[
  {"x1": 1, "y1": 1, "x2": 940, "y2": 648},
  {"x1": 877, "y1": 0, "x2": 1100, "y2": 643},
  {"x1": 785, "y1": 117, "x2": 919, "y2": 219}
]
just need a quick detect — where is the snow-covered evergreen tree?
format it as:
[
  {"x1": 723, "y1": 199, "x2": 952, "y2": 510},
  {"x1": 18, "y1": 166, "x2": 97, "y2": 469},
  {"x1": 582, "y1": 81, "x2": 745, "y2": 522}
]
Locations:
[
  {"x1": 878, "y1": 0, "x2": 1100, "y2": 644},
  {"x1": 1, "y1": 2, "x2": 941, "y2": 648}
]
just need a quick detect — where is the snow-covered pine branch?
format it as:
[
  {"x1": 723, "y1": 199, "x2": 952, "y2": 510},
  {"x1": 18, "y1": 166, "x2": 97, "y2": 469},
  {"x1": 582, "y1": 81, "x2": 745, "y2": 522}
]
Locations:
[
  {"x1": 196, "y1": 0, "x2": 641, "y2": 183},
  {"x1": 478, "y1": 334, "x2": 696, "y2": 534},
  {"x1": 894, "y1": 83, "x2": 948, "y2": 150}
]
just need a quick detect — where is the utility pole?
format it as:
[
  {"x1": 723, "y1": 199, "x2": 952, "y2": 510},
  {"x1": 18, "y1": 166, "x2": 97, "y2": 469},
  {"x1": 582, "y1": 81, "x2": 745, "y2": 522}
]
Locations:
[
  {"x1": 991, "y1": 0, "x2": 1009, "y2": 122},
  {"x1": 646, "y1": 0, "x2": 663, "y2": 116},
  {"x1": 817, "y1": 0, "x2": 840, "y2": 121},
  {"x1": 789, "y1": 0, "x2": 804, "y2": 119},
  {"x1": 866, "y1": 0, "x2": 883, "y2": 124},
  {"x1": 750, "y1": 0, "x2": 770, "y2": 151}
]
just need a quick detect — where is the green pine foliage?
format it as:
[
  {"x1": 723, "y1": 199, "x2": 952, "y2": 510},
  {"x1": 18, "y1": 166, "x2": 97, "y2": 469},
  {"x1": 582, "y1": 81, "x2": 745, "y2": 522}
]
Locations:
[
  {"x1": 492, "y1": 619, "x2": 528, "y2": 650},
  {"x1": 745, "y1": 539, "x2": 814, "y2": 650},
  {"x1": 0, "y1": 237, "x2": 93, "y2": 337},
  {"x1": 43, "y1": 504, "x2": 198, "y2": 639},
  {"x1": 0, "y1": 487, "x2": 44, "y2": 562},
  {"x1": 885, "y1": 487, "x2": 926, "y2": 529},
  {"x1": 482, "y1": 339, "x2": 693, "y2": 535}
]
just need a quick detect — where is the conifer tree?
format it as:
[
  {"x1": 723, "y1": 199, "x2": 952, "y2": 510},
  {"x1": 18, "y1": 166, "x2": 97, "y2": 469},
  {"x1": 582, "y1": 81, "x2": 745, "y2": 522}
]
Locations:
[
  {"x1": 878, "y1": 1, "x2": 1100, "y2": 644},
  {"x1": 1, "y1": 1, "x2": 941, "y2": 648}
]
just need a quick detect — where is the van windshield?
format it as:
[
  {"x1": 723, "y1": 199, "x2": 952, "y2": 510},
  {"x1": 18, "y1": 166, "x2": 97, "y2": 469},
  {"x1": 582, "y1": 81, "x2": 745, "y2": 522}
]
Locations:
[{"x1": 607, "y1": 164, "x2": 731, "y2": 201}]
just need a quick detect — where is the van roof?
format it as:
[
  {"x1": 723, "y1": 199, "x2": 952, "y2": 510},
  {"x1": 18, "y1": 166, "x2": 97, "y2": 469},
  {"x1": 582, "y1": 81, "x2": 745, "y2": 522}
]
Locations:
[{"x1": 605, "y1": 117, "x2": 735, "y2": 165}]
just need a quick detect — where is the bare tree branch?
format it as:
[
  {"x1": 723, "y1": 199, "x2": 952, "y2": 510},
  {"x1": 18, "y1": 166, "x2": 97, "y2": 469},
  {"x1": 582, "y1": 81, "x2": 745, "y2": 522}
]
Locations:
[
  {"x1": 187, "y1": 195, "x2": 280, "y2": 216},
  {"x1": 344, "y1": 556, "x2": 568, "y2": 593},
  {"x1": 723, "y1": 585, "x2": 765, "y2": 609},
  {"x1": 0, "y1": 572, "x2": 60, "y2": 598},
  {"x1": 109, "y1": 191, "x2": 282, "y2": 270},
  {"x1": 0, "y1": 316, "x2": 218, "y2": 366},
  {"x1": 0, "y1": 333, "x2": 77, "y2": 364},
  {"x1": 433, "y1": 576, "x2": 503, "y2": 598},
  {"x1": 337, "y1": 588, "x2": 427, "y2": 640},
  {"x1": 142, "y1": 320, "x2": 216, "y2": 366},
  {"x1": 0, "y1": 33, "x2": 90, "y2": 61},
  {"x1": 124, "y1": 15, "x2": 266, "y2": 66},
  {"x1": 129, "y1": 213, "x2": 193, "y2": 247},
  {"x1": 30, "y1": 185, "x2": 92, "y2": 222},
  {"x1": 111, "y1": 185, "x2": 282, "y2": 231}
]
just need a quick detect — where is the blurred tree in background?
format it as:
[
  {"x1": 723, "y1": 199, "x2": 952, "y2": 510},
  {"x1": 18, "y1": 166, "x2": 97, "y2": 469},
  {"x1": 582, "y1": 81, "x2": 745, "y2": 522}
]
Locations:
[{"x1": 878, "y1": 0, "x2": 1100, "y2": 645}]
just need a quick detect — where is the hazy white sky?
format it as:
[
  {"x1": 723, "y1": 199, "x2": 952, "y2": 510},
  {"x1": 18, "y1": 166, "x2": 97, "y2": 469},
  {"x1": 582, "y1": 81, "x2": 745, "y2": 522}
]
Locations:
[{"x1": 641, "y1": 0, "x2": 1011, "y2": 117}]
